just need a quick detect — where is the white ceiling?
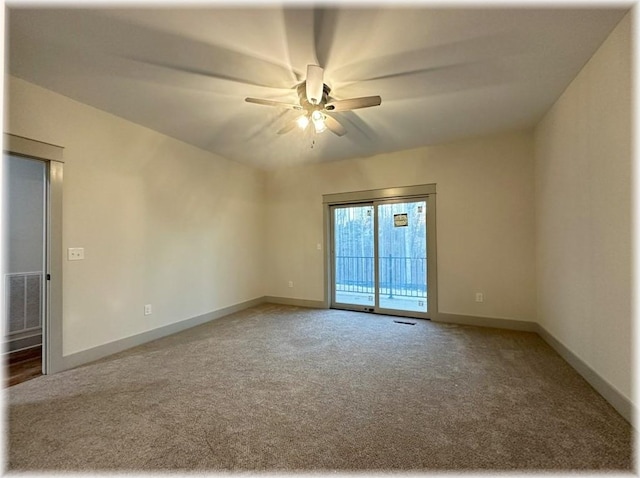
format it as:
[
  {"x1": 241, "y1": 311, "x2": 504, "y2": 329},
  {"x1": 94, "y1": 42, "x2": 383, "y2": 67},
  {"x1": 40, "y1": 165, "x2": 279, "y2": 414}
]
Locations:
[{"x1": 7, "y1": 5, "x2": 630, "y2": 169}]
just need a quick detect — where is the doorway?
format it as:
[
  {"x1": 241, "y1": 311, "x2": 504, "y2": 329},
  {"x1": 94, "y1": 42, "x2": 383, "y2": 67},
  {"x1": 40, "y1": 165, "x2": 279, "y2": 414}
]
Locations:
[
  {"x1": 3, "y1": 133, "x2": 65, "y2": 381},
  {"x1": 4, "y1": 154, "x2": 46, "y2": 384},
  {"x1": 325, "y1": 185, "x2": 437, "y2": 320}
]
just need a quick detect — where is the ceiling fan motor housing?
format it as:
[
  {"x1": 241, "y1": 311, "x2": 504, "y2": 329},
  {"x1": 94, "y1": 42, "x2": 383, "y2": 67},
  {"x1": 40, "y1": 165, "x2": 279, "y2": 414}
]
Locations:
[{"x1": 297, "y1": 82, "x2": 331, "y2": 112}]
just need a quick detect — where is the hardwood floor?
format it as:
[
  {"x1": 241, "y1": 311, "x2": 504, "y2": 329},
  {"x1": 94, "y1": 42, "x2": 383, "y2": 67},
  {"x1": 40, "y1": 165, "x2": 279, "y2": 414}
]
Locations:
[{"x1": 6, "y1": 347, "x2": 42, "y2": 387}]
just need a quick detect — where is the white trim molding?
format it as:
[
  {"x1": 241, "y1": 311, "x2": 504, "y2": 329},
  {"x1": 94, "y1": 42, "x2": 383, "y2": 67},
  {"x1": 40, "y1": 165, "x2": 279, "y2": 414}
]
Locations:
[
  {"x1": 535, "y1": 323, "x2": 633, "y2": 423},
  {"x1": 60, "y1": 297, "x2": 266, "y2": 371},
  {"x1": 4, "y1": 133, "x2": 64, "y2": 162},
  {"x1": 323, "y1": 183, "x2": 436, "y2": 205},
  {"x1": 434, "y1": 312, "x2": 537, "y2": 332},
  {"x1": 265, "y1": 296, "x2": 325, "y2": 309}
]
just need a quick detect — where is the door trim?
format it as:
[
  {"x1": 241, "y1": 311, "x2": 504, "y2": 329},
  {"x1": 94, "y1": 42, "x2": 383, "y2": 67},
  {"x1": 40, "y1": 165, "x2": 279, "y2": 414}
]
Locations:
[
  {"x1": 323, "y1": 183, "x2": 436, "y2": 205},
  {"x1": 323, "y1": 184, "x2": 437, "y2": 320},
  {"x1": 4, "y1": 133, "x2": 64, "y2": 374}
]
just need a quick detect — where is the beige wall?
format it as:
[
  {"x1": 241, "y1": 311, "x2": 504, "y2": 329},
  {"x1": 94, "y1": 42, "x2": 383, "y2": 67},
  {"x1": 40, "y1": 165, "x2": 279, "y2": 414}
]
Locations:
[
  {"x1": 534, "y1": 14, "x2": 631, "y2": 400},
  {"x1": 6, "y1": 76, "x2": 266, "y2": 356},
  {"x1": 265, "y1": 130, "x2": 536, "y2": 323}
]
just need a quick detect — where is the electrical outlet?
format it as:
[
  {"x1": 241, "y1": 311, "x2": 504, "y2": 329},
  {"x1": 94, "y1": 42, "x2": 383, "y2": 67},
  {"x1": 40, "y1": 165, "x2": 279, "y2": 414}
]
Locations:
[
  {"x1": 288, "y1": 281, "x2": 294, "y2": 288},
  {"x1": 475, "y1": 292, "x2": 484, "y2": 303},
  {"x1": 144, "y1": 304, "x2": 152, "y2": 315},
  {"x1": 67, "y1": 247, "x2": 85, "y2": 261}
]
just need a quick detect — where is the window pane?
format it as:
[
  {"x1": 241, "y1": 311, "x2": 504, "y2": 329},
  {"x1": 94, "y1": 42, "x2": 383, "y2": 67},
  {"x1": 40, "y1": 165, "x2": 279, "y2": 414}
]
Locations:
[
  {"x1": 377, "y1": 201, "x2": 427, "y2": 313},
  {"x1": 334, "y1": 205, "x2": 375, "y2": 307}
]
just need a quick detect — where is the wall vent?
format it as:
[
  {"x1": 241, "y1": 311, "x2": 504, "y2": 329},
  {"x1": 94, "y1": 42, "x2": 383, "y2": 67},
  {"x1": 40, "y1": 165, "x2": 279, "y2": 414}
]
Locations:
[{"x1": 5, "y1": 272, "x2": 42, "y2": 335}]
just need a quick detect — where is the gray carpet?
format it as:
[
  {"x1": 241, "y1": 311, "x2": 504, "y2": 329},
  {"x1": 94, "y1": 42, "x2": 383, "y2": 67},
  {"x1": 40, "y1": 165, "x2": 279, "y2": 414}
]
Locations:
[{"x1": 6, "y1": 303, "x2": 632, "y2": 471}]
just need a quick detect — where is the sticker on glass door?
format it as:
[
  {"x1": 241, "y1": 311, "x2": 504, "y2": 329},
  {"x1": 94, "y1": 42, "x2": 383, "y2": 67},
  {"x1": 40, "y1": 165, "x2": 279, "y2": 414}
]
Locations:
[{"x1": 378, "y1": 201, "x2": 427, "y2": 313}]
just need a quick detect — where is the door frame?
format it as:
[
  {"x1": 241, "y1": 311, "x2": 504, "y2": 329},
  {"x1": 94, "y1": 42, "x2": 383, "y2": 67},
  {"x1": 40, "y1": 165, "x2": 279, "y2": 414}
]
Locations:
[
  {"x1": 4, "y1": 133, "x2": 64, "y2": 374},
  {"x1": 323, "y1": 184, "x2": 437, "y2": 320}
]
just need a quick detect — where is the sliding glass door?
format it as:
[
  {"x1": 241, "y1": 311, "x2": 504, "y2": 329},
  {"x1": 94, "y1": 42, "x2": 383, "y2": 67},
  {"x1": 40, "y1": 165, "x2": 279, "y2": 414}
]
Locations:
[
  {"x1": 377, "y1": 200, "x2": 427, "y2": 314},
  {"x1": 330, "y1": 193, "x2": 434, "y2": 319},
  {"x1": 333, "y1": 204, "x2": 375, "y2": 308}
]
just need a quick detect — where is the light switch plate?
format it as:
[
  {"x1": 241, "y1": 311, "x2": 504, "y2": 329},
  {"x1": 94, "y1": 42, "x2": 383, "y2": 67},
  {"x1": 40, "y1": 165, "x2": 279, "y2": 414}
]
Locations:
[{"x1": 68, "y1": 247, "x2": 84, "y2": 261}]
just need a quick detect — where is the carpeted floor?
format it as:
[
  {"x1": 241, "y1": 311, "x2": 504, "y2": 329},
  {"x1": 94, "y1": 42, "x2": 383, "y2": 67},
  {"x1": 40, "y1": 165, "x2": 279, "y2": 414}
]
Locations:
[{"x1": 6, "y1": 303, "x2": 632, "y2": 471}]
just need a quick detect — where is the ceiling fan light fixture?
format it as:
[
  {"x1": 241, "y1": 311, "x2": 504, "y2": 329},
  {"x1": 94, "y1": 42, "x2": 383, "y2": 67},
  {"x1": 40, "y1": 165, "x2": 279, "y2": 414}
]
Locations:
[
  {"x1": 296, "y1": 115, "x2": 310, "y2": 130},
  {"x1": 311, "y1": 111, "x2": 326, "y2": 133},
  {"x1": 314, "y1": 122, "x2": 327, "y2": 134}
]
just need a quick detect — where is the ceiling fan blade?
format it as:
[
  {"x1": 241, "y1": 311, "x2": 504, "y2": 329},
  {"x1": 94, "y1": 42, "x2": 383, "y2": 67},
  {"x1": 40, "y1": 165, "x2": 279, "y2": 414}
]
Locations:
[
  {"x1": 245, "y1": 98, "x2": 302, "y2": 110},
  {"x1": 306, "y1": 64, "x2": 324, "y2": 105},
  {"x1": 325, "y1": 96, "x2": 382, "y2": 112},
  {"x1": 324, "y1": 114, "x2": 346, "y2": 137},
  {"x1": 313, "y1": 8, "x2": 337, "y2": 71},
  {"x1": 247, "y1": 110, "x2": 292, "y2": 141},
  {"x1": 277, "y1": 120, "x2": 298, "y2": 135},
  {"x1": 130, "y1": 57, "x2": 295, "y2": 89}
]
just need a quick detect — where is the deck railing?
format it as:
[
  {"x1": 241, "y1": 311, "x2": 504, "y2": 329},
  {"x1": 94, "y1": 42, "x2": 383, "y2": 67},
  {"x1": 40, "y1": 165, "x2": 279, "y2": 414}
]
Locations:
[{"x1": 335, "y1": 255, "x2": 427, "y2": 298}]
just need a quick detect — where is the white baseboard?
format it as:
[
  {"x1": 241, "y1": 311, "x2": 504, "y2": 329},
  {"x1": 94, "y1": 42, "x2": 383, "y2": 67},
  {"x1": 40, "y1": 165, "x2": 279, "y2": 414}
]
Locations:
[
  {"x1": 435, "y1": 313, "x2": 631, "y2": 422},
  {"x1": 59, "y1": 297, "x2": 266, "y2": 371},
  {"x1": 264, "y1": 296, "x2": 325, "y2": 309},
  {"x1": 535, "y1": 323, "x2": 632, "y2": 423},
  {"x1": 434, "y1": 312, "x2": 538, "y2": 332}
]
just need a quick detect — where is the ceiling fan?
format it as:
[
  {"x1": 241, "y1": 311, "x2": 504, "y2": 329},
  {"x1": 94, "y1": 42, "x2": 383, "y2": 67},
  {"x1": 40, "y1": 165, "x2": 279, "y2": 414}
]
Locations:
[{"x1": 245, "y1": 65, "x2": 381, "y2": 137}]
